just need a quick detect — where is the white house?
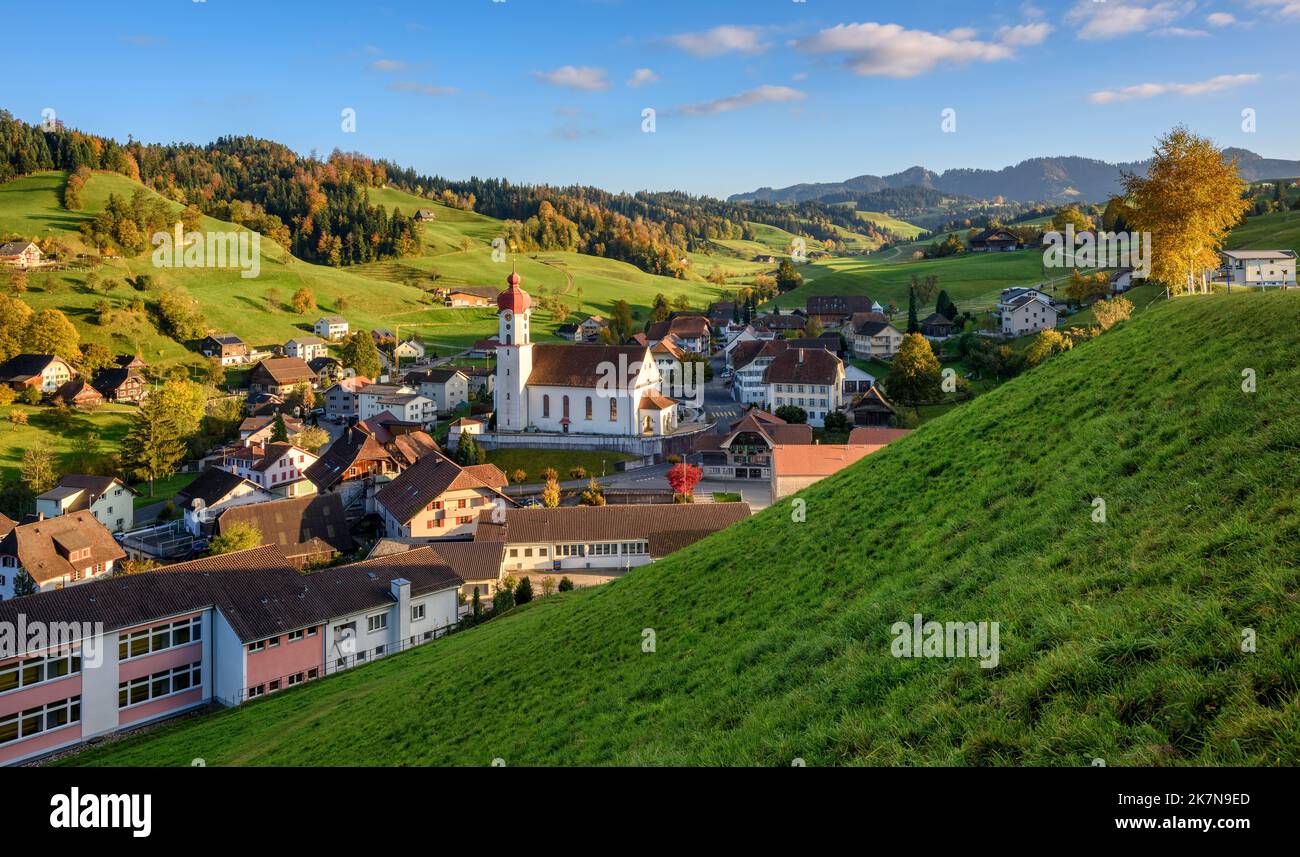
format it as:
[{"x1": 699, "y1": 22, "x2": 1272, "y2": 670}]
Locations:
[
  {"x1": 34, "y1": 476, "x2": 137, "y2": 534},
  {"x1": 314, "y1": 316, "x2": 349, "y2": 341},
  {"x1": 0, "y1": 512, "x2": 125, "y2": 598},
  {"x1": 763, "y1": 347, "x2": 846, "y2": 427},
  {"x1": 493, "y1": 272, "x2": 673, "y2": 436},
  {"x1": 1220, "y1": 250, "x2": 1297, "y2": 288},
  {"x1": 222, "y1": 443, "x2": 320, "y2": 496},
  {"x1": 850, "y1": 315, "x2": 904, "y2": 360},
  {"x1": 284, "y1": 336, "x2": 328, "y2": 361},
  {"x1": 403, "y1": 368, "x2": 469, "y2": 413},
  {"x1": 0, "y1": 354, "x2": 76, "y2": 394},
  {"x1": 999, "y1": 291, "x2": 1058, "y2": 336},
  {"x1": 357, "y1": 385, "x2": 436, "y2": 427},
  {"x1": 0, "y1": 240, "x2": 42, "y2": 268},
  {"x1": 394, "y1": 338, "x2": 426, "y2": 361},
  {"x1": 174, "y1": 468, "x2": 276, "y2": 536}
]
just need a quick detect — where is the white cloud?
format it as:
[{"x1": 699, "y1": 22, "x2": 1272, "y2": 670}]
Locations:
[
  {"x1": 369, "y1": 59, "x2": 409, "y2": 72},
  {"x1": 1155, "y1": 26, "x2": 1210, "y2": 36},
  {"x1": 1246, "y1": 0, "x2": 1300, "y2": 19},
  {"x1": 794, "y1": 21, "x2": 1046, "y2": 78},
  {"x1": 532, "y1": 66, "x2": 611, "y2": 91},
  {"x1": 1066, "y1": 1, "x2": 1195, "y2": 40},
  {"x1": 1206, "y1": 11, "x2": 1238, "y2": 26},
  {"x1": 1088, "y1": 72, "x2": 1260, "y2": 103},
  {"x1": 668, "y1": 25, "x2": 769, "y2": 57},
  {"x1": 679, "y1": 84, "x2": 805, "y2": 115},
  {"x1": 386, "y1": 81, "x2": 458, "y2": 97},
  {"x1": 626, "y1": 68, "x2": 659, "y2": 88}
]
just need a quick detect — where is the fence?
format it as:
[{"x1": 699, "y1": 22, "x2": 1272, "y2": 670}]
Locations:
[{"x1": 235, "y1": 621, "x2": 459, "y2": 704}]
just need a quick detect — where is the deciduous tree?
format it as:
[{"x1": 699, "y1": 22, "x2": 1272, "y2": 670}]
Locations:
[{"x1": 886, "y1": 333, "x2": 943, "y2": 415}]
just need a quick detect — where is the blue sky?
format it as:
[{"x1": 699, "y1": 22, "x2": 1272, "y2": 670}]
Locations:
[{"x1": 3, "y1": 0, "x2": 1298, "y2": 197}]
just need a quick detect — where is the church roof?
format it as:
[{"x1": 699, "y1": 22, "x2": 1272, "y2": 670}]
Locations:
[{"x1": 525, "y1": 344, "x2": 651, "y2": 388}]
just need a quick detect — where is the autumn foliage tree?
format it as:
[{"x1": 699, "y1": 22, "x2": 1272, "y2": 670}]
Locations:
[
  {"x1": 1092, "y1": 296, "x2": 1134, "y2": 331},
  {"x1": 1123, "y1": 126, "x2": 1251, "y2": 295},
  {"x1": 667, "y1": 462, "x2": 703, "y2": 503},
  {"x1": 885, "y1": 333, "x2": 943, "y2": 415}
]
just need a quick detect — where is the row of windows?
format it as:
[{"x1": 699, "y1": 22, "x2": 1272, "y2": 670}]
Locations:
[
  {"x1": 773, "y1": 384, "x2": 830, "y2": 394},
  {"x1": 118, "y1": 662, "x2": 201, "y2": 709},
  {"x1": 0, "y1": 695, "x2": 81, "y2": 747},
  {"x1": 120, "y1": 615, "x2": 202, "y2": 661},
  {"x1": 248, "y1": 668, "x2": 320, "y2": 699},
  {"x1": 520, "y1": 542, "x2": 649, "y2": 558},
  {"x1": 541, "y1": 394, "x2": 619, "y2": 421},
  {"x1": 774, "y1": 397, "x2": 829, "y2": 409},
  {"x1": 0, "y1": 651, "x2": 81, "y2": 695},
  {"x1": 248, "y1": 626, "x2": 318, "y2": 653}
]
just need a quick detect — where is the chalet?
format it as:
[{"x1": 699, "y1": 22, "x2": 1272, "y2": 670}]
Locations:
[
  {"x1": 212, "y1": 494, "x2": 356, "y2": 568},
  {"x1": 249, "y1": 357, "x2": 317, "y2": 396},
  {"x1": 646, "y1": 315, "x2": 711, "y2": 353},
  {"x1": 403, "y1": 368, "x2": 469, "y2": 412},
  {"x1": 1219, "y1": 250, "x2": 1297, "y2": 288},
  {"x1": 999, "y1": 291, "x2": 1057, "y2": 336},
  {"x1": 695, "y1": 409, "x2": 812, "y2": 480},
  {"x1": 201, "y1": 334, "x2": 250, "y2": 366},
  {"x1": 414, "y1": 208, "x2": 437, "y2": 221},
  {"x1": 394, "y1": 337, "x2": 426, "y2": 361},
  {"x1": 0, "y1": 240, "x2": 42, "y2": 268},
  {"x1": 555, "y1": 323, "x2": 582, "y2": 342},
  {"x1": 474, "y1": 503, "x2": 752, "y2": 582},
  {"x1": 90, "y1": 366, "x2": 147, "y2": 403},
  {"x1": 851, "y1": 385, "x2": 898, "y2": 427},
  {"x1": 223, "y1": 442, "x2": 319, "y2": 497},
  {"x1": 770, "y1": 431, "x2": 910, "y2": 500},
  {"x1": 284, "y1": 336, "x2": 328, "y2": 361},
  {"x1": 444, "y1": 287, "x2": 498, "y2": 308},
  {"x1": 174, "y1": 467, "x2": 274, "y2": 535},
  {"x1": 0, "y1": 511, "x2": 125, "y2": 598},
  {"x1": 375, "y1": 452, "x2": 514, "y2": 539},
  {"x1": 115, "y1": 353, "x2": 146, "y2": 371},
  {"x1": 323, "y1": 376, "x2": 373, "y2": 420},
  {"x1": 304, "y1": 423, "x2": 400, "y2": 499},
  {"x1": 0, "y1": 354, "x2": 75, "y2": 394},
  {"x1": 51, "y1": 378, "x2": 103, "y2": 409},
  {"x1": 579, "y1": 316, "x2": 609, "y2": 340},
  {"x1": 920, "y1": 312, "x2": 955, "y2": 340},
  {"x1": 308, "y1": 356, "x2": 344, "y2": 387},
  {"x1": 313, "y1": 316, "x2": 349, "y2": 341},
  {"x1": 35, "y1": 476, "x2": 137, "y2": 534},
  {"x1": 850, "y1": 314, "x2": 904, "y2": 360},
  {"x1": 970, "y1": 228, "x2": 1020, "y2": 252},
  {"x1": 762, "y1": 347, "x2": 846, "y2": 427},
  {"x1": 804, "y1": 295, "x2": 883, "y2": 328}
]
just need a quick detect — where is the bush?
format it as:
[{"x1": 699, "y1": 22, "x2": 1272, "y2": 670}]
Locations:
[
  {"x1": 569, "y1": 465, "x2": 587, "y2": 480},
  {"x1": 775, "y1": 405, "x2": 807, "y2": 424},
  {"x1": 18, "y1": 386, "x2": 41, "y2": 406},
  {"x1": 514, "y1": 576, "x2": 534, "y2": 605},
  {"x1": 557, "y1": 577, "x2": 574, "y2": 592}
]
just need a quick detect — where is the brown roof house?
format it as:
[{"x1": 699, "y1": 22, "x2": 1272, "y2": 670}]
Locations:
[
  {"x1": 249, "y1": 357, "x2": 317, "y2": 396},
  {"x1": 0, "y1": 511, "x2": 126, "y2": 597},
  {"x1": 0, "y1": 354, "x2": 76, "y2": 394},
  {"x1": 91, "y1": 365, "x2": 147, "y2": 403},
  {"x1": 762, "y1": 347, "x2": 846, "y2": 427},
  {"x1": 375, "y1": 451, "x2": 514, "y2": 540},
  {"x1": 213, "y1": 494, "x2": 356, "y2": 568},
  {"x1": 694, "y1": 409, "x2": 813, "y2": 481},
  {"x1": 51, "y1": 378, "x2": 104, "y2": 409},
  {"x1": 368, "y1": 538, "x2": 506, "y2": 600},
  {"x1": 646, "y1": 314, "x2": 711, "y2": 353},
  {"x1": 200, "y1": 333, "x2": 250, "y2": 366},
  {"x1": 771, "y1": 428, "x2": 911, "y2": 500}
]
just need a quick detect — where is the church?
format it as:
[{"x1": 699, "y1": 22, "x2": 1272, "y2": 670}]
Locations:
[{"x1": 494, "y1": 272, "x2": 678, "y2": 436}]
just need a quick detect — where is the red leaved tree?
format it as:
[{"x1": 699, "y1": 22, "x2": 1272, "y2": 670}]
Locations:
[{"x1": 667, "y1": 462, "x2": 703, "y2": 502}]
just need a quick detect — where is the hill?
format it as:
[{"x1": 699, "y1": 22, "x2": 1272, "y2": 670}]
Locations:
[
  {"x1": 729, "y1": 149, "x2": 1300, "y2": 205},
  {"x1": 65, "y1": 292, "x2": 1300, "y2": 766}
]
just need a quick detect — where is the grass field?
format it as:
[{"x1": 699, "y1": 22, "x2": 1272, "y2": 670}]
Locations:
[
  {"x1": 1223, "y1": 210, "x2": 1300, "y2": 255},
  {"x1": 0, "y1": 403, "x2": 136, "y2": 484},
  {"x1": 485, "y1": 448, "x2": 640, "y2": 483},
  {"x1": 855, "y1": 210, "x2": 926, "y2": 240},
  {"x1": 64, "y1": 291, "x2": 1300, "y2": 766}
]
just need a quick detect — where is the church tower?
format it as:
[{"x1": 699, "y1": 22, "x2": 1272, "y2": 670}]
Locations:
[{"x1": 495, "y1": 269, "x2": 533, "y2": 432}]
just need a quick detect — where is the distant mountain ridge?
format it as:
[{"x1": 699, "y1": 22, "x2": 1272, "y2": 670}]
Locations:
[{"x1": 729, "y1": 148, "x2": 1300, "y2": 205}]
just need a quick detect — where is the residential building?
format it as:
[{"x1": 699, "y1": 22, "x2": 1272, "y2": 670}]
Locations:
[
  {"x1": 323, "y1": 376, "x2": 373, "y2": 420},
  {"x1": 447, "y1": 417, "x2": 485, "y2": 452},
  {"x1": 394, "y1": 338, "x2": 426, "y2": 362},
  {"x1": 174, "y1": 468, "x2": 275, "y2": 536},
  {"x1": 0, "y1": 240, "x2": 42, "y2": 268},
  {"x1": 770, "y1": 432, "x2": 909, "y2": 500},
  {"x1": 1219, "y1": 250, "x2": 1297, "y2": 288},
  {"x1": 51, "y1": 378, "x2": 103, "y2": 408},
  {"x1": 970, "y1": 228, "x2": 1020, "y2": 252},
  {"x1": 646, "y1": 315, "x2": 711, "y2": 353},
  {"x1": 474, "y1": 503, "x2": 752, "y2": 581},
  {"x1": 308, "y1": 356, "x2": 344, "y2": 388},
  {"x1": 367, "y1": 539, "x2": 505, "y2": 601},
  {"x1": 999, "y1": 291, "x2": 1058, "y2": 336},
  {"x1": 0, "y1": 512, "x2": 125, "y2": 599},
  {"x1": 805, "y1": 295, "x2": 883, "y2": 329},
  {"x1": 200, "y1": 334, "x2": 249, "y2": 366},
  {"x1": 249, "y1": 357, "x2": 317, "y2": 396},
  {"x1": 850, "y1": 314, "x2": 904, "y2": 360},
  {"x1": 35, "y1": 476, "x2": 137, "y2": 534},
  {"x1": 555, "y1": 323, "x2": 581, "y2": 341},
  {"x1": 579, "y1": 316, "x2": 608, "y2": 340},
  {"x1": 357, "y1": 385, "x2": 436, "y2": 427},
  {"x1": 213, "y1": 494, "x2": 355, "y2": 567},
  {"x1": 223, "y1": 443, "x2": 320, "y2": 497},
  {"x1": 921, "y1": 312, "x2": 955, "y2": 340},
  {"x1": 695, "y1": 409, "x2": 812, "y2": 480},
  {"x1": 314, "y1": 316, "x2": 349, "y2": 341},
  {"x1": 284, "y1": 336, "x2": 328, "y2": 361},
  {"x1": 0, "y1": 354, "x2": 75, "y2": 394},
  {"x1": 237, "y1": 414, "x2": 304, "y2": 446},
  {"x1": 763, "y1": 347, "x2": 846, "y2": 427},
  {"x1": 444, "y1": 287, "x2": 498, "y2": 308},
  {"x1": 90, "y1": 366, "x2": 147, "y2": 403},
  {"x1": 403, "y1": 368, "x2": 470, "y2": 412},
  {"x1": 730, "y1": 339, "x2": 790, "y2": 405},
  {"x1": 0, "y1": 544, "x2": 462, "y2": 765},
  {"x1": 375, "y1": 452, "x2": 513, "y2": 540}
]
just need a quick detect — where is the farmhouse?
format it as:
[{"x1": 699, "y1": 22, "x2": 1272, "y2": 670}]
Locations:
[
  {"x1": 414, "y1": 208, "x2": 437, "y2": 221},
  {"x1": 375, "y1": 452, "x2": 513, "y2": 539},
  {"x1": 200, "y1": 334, "x2": 250, "y2": 366},
  {"x1": 90, "y1": 366, "x2": 147, "y2": 403},
  {"x1": 695, "y1": 409, "x2": 812, "y2": 480},
  {"x1": 763, "y1": 347, "x2": 846, "y2": 427},
  {"x1": 284, "y1": 336, "x2": 328, "y2": 361},
  {"x1": 444, "y1": 287, "x2": 498, "y2": 308},
  {"x1": 851, "y1": 385, "x2": 899, "y2": 427},
  {"x1": 0, "y1": 240, "x2": 41, "y2": 268},
  {"x1": 493, "y1": 273, "x2": 672, "y2": 436},
  {"x1": 474, "y1": 502, "x2": 752, "y2": 581},
  {"x1": 970, "y1": 228, "x2": 1020, "y2": 252},
  {"x1": 0, "y1": 511, "x2": 125, "y2": 599},
  {"x1": 51, "y1": 378, "x2": 103, "y2": 409},
  {"x1": 0, "y1": 544, "x2": 463, "y2": 765},
  {"x1": 920, "y1": 312, "x2": 955, "y2": 340},
  {"x1": 850, "y1": 314, "x2": 904, "y2": 360},
  {"x1": 249, "y1": 357, "x2": 317, "y2": 396},
  {"x1": 314, "y1": 316, "x2": 349, "y2": 341},
  {"x1": 35, "y1": 476, "x2": 137, "y2": 534},
  {"x1": 0, "y1": 354, "x2": 75, "y2": 394},
  {"x1": 1219, "y1": 250, "x2": 1297, "y2": 288},
  {"x1": 805, "y1": 295, "x2": 884, "y2": 328}
]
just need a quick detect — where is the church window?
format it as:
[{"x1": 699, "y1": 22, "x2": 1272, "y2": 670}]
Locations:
[
  {"x1": 585, "y1": 397, "x2": 592, "y2": 420},
  {"x1": 562, "y1": 396, "x2": 570, "y2": 419},
  {"x1": 609, "y1": 398, "x2": 618, "y2": 421},
  {"x1": 542, "y1": 395, "x2": 550, "y2": 418}
]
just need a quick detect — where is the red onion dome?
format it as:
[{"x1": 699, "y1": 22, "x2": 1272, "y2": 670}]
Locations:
[{"x1": 498, "y1": 270, "x2": 531, "y2": 313}]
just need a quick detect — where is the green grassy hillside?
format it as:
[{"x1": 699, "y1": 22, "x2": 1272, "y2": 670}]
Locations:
[{"x1": 66, "y1": 292, "x2": 1300, "y2": 766}]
